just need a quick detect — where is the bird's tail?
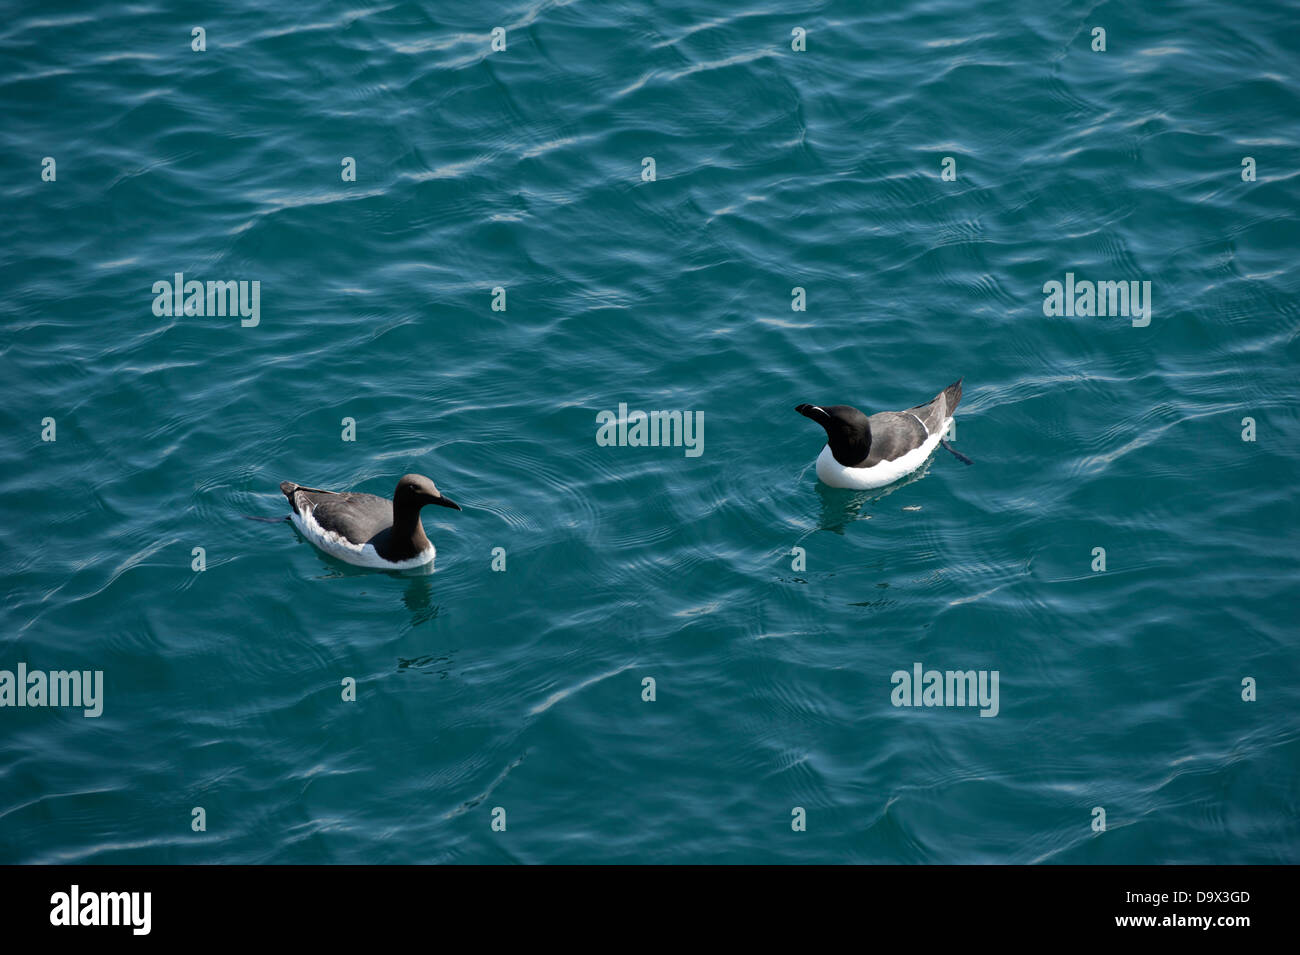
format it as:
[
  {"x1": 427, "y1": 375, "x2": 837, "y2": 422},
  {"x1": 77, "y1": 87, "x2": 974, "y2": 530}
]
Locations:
[{"x1": 941, "y1": 378, "x2": 963, "y2": 416}]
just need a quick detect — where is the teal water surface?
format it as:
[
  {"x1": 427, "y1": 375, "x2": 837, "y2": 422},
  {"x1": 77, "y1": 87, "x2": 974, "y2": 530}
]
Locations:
[{"x1": 2, "y1": 0, "x2": 1298, "y2": 863}]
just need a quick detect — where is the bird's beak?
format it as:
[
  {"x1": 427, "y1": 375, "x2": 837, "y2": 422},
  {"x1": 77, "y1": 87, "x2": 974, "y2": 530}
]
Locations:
[
  {"x1": 796, "y1": 404, "x2": 829, "y2": 424},
  {"x1": 431, "y1": 494, "x2": 461, "y2": 511}
]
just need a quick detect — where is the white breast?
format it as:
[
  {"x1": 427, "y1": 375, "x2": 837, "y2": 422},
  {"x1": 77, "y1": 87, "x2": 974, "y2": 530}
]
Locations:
[
  {"x1": 814, "y1": 417, "x2": 951, "y2": 490},
  {"x1": 290, "y1": 508, "x2": 435, "y2": 569}
]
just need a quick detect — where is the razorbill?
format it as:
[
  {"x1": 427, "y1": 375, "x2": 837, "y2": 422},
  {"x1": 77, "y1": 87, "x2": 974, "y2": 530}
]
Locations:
[
  {"x1": 279, "y1": 473, "x2": 461, "y2": 569},
  {"x1": 796, "y1": 379, "x2": 967, "y2": 490}
]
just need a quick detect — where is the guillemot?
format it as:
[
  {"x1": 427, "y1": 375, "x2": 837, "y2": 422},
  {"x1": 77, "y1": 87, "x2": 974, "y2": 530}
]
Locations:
[
  {"x1": 279, "y1": 473, "x2": 461, "y2": 569},
  {"x1": 796, "y1": 379, "x2": 968, "y2": 490}
]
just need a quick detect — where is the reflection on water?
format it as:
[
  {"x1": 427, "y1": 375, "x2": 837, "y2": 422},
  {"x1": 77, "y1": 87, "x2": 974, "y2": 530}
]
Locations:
[
  {"x1": 397, "y1": 650, "x2": 456, "y2": 679},
  {"x1": 814, "y1": 456, "x2": 937, "y2": 533},
  {"x1": 402, "y1": 577, "x2": 439, "y2": 627}
]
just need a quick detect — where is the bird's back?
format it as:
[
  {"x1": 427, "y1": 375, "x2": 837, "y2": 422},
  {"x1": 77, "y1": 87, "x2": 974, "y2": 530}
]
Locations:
[{"x1": 280, "y1": 482, "x2": 393, "y2": 544}]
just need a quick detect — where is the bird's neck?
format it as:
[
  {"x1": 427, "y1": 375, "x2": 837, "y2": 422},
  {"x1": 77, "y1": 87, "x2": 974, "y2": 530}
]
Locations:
[
  {"x1": 830, "y1": 429, "x2": 871, "y2": 467},
  {"x1": 388, "y1": 505, "x2": 430, "y2": 557}
]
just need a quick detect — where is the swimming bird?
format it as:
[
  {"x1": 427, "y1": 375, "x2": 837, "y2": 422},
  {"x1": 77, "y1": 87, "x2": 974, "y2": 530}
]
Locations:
[
  {"x1": 279, "y1": 473, "x2": 461, "y2": 569},
  {"x1": 796, "y1": 379, "x2": 967, "y2": 490}
]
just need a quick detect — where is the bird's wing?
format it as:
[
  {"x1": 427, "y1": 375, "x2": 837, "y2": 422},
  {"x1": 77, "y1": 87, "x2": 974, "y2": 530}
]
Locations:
[
  {"x1": 306, "y1": 493, "x2": 393, "y2": 545},
  {"x1": 863, "y1": 412, "x2": 929, "y2": 464}
]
